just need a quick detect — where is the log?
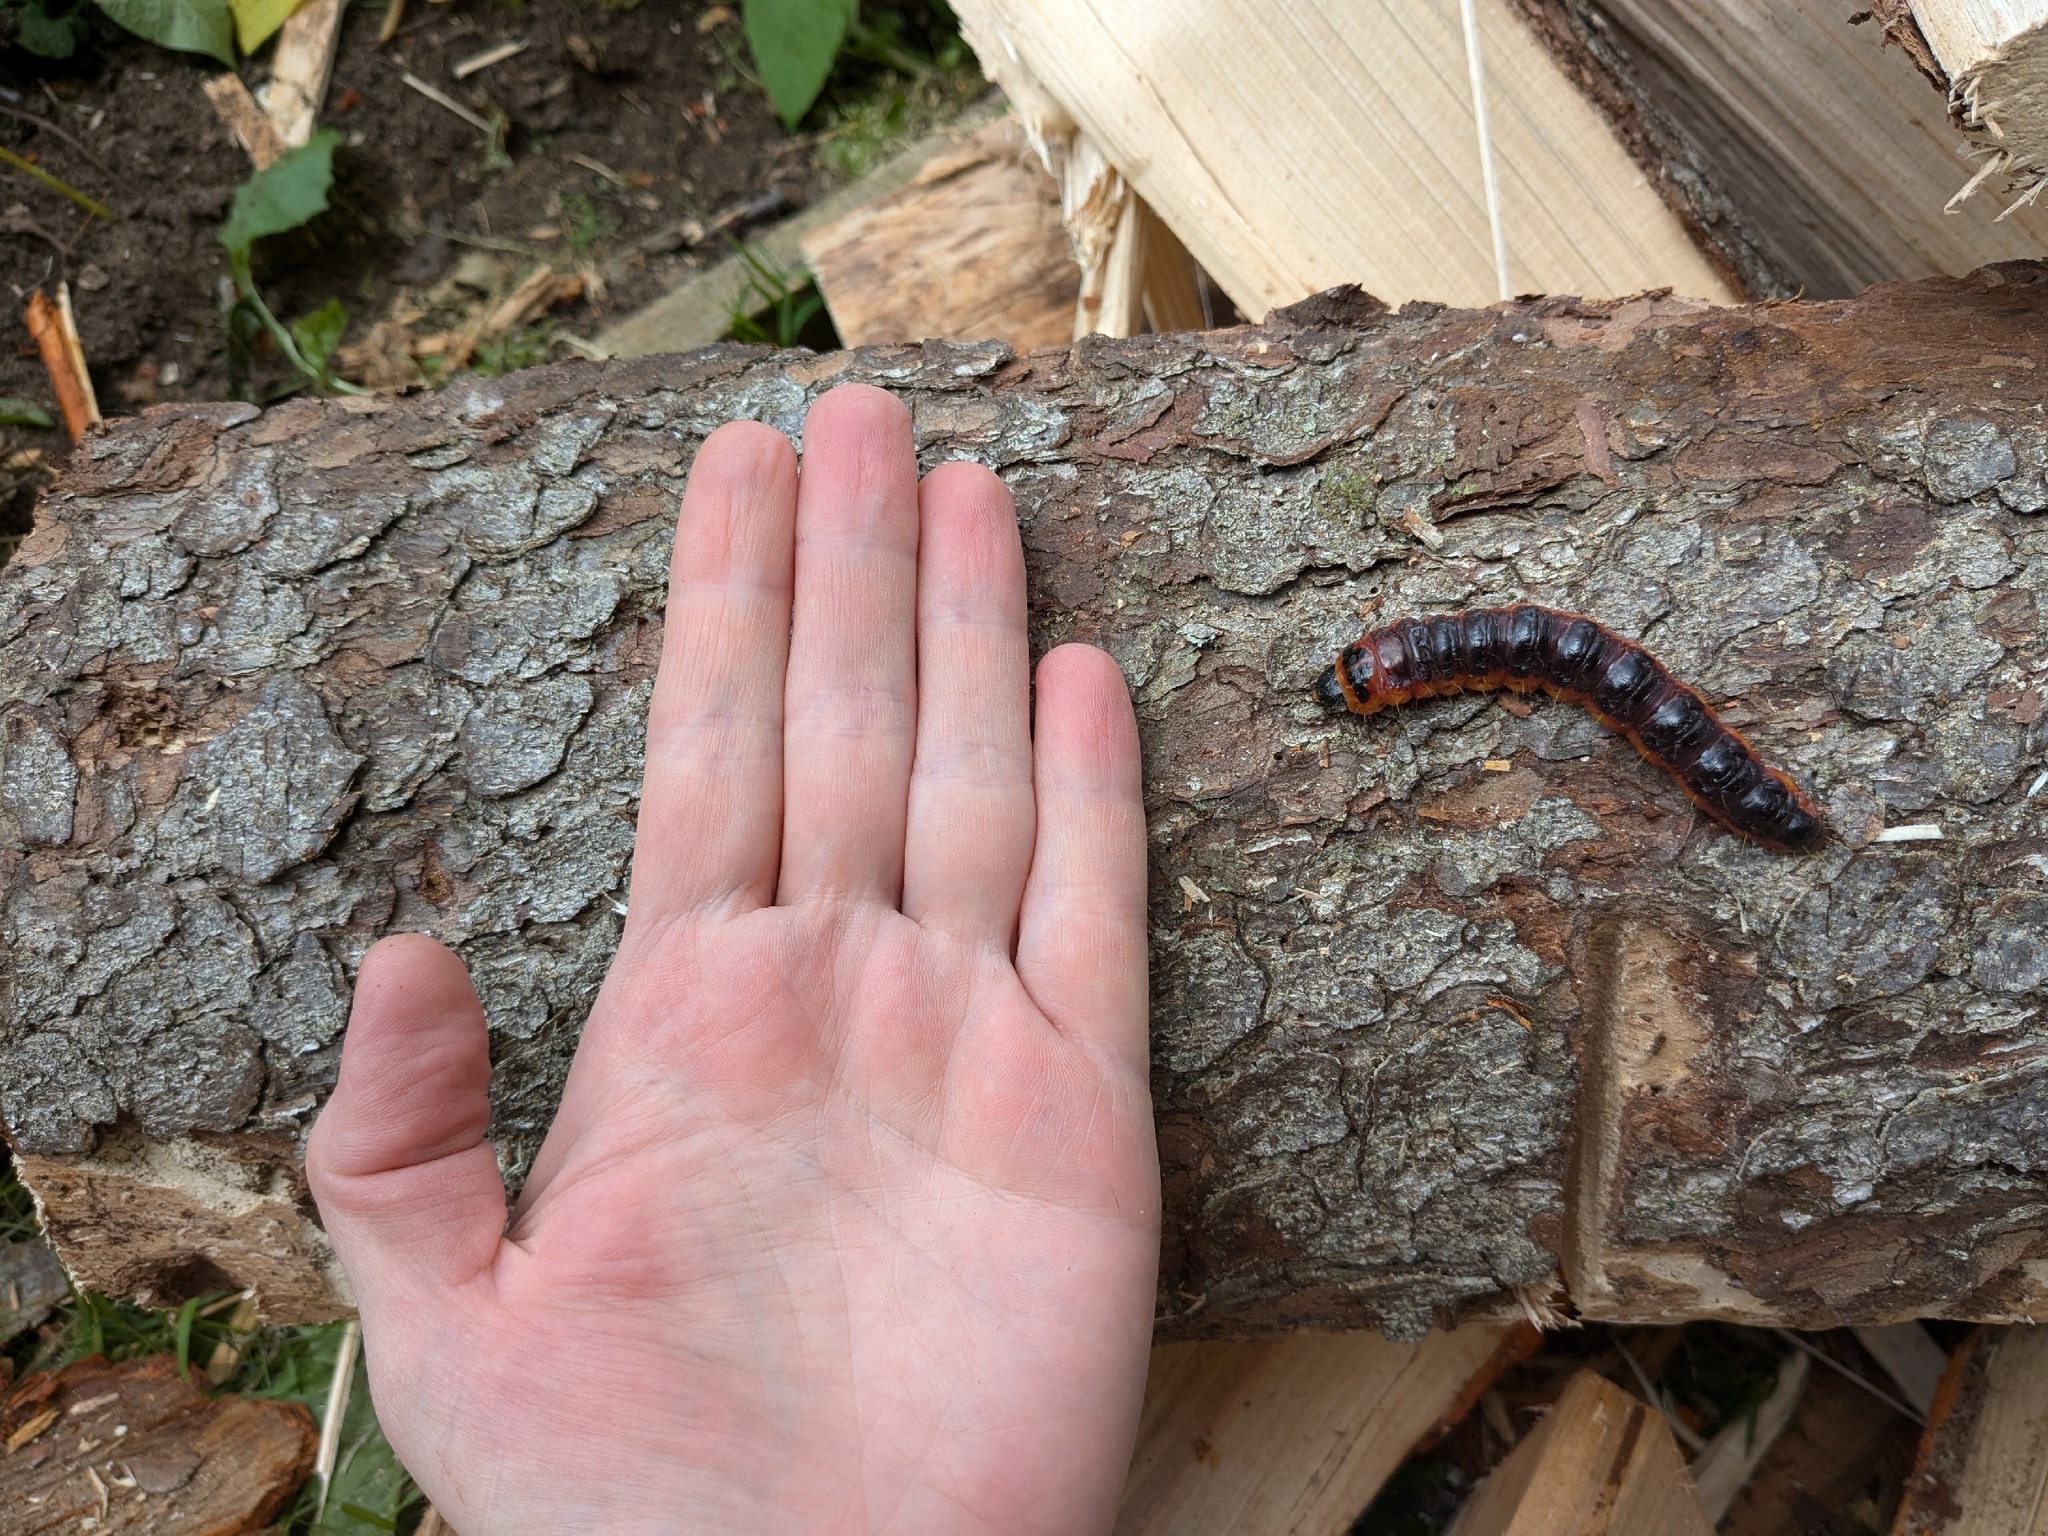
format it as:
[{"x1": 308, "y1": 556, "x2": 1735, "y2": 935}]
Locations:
[
  {"x1": 0, "y1": 1353, "x2": 316, "y2": 1532},
  {"x1": 1444, "y1": 1369, "x2": 1713, "y2": 1535},
  {"x1": 948, "y1": 0, "x2": 1735, "y2": 315},
  {"x1": 1, "y1": 268, "x2": 2046, "y2": 1336},
  {"x1": 1114, "y1": 1323, "x2": 1534, "y2": 1535},
  {"x1": 1507, "y1": 0, "x2": 2048, "y2": 298}
]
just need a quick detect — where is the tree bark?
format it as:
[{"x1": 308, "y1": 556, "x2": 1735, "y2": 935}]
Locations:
[{"x1": 3, "y1": 269, "x2": 2047, "y2": 1338}]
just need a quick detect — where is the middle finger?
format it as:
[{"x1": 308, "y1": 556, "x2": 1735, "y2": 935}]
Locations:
[{"x1": 777, "y1": 384, "x2": 922, "y2": 905}]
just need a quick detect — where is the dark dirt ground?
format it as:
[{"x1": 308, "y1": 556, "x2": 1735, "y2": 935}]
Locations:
[{"x1": 0, "y1": 0, "x2": 974, "y2": 550}]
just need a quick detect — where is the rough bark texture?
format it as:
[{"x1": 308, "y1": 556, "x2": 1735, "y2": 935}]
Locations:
[{"x1": 3, "y1": 270, "x2": 2047, "y2": 1339}]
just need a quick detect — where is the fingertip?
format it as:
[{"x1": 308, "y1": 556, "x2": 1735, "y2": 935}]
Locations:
[
  {"x1": 1036, "y1": 644, "x2": 1140, "y2": 773},
  {"x1": 680, "y1": 420, "x2": 798, "y2": 516},
  {"x1": 920, "y1": 457, "x2": 1012, "y2": 510},
  {"x1": 310, "y1": 934, "x2": 492, "y2": 1187},
  {"x1": 807, "y1": 380, "x2": 912, "y2": 436}
]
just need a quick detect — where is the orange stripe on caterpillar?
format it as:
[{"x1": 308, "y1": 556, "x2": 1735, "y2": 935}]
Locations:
[{"x1": 1314, "y1": 605, "x2": 1825, "y2": 853}]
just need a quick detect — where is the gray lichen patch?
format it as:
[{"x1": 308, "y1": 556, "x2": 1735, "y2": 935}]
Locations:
[{"x1": 155, "y1": 676, "x2": 365, "y2": 886}]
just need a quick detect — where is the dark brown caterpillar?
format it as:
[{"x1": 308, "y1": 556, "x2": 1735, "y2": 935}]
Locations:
[{"x1": 1314, "y1": 605, "x2": 1825, "y2": 853}]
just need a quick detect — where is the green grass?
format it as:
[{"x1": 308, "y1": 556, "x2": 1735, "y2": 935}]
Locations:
[
  {"x1": 560, "y1": 191, "x2": 616, "y2": 256},
  {"x1": 472, "y1": 322, "x2": 562, "y2": 377}
]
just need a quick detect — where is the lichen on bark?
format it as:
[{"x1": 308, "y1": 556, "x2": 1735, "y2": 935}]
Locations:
[{"x1": 3, "y1": 269, "x2": 2046, "y2": 1335}]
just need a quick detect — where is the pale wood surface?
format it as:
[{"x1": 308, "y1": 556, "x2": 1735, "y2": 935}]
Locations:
[
  {"x1": 1446, "y1": 1370, "x2": 1714, "y2": 1536},
  {"x1": 1584, "y1": 0, "x2": 2048, "y2": 287},
  {"x1": 1114, "y1": 1325, "x2": 1527, "y2": 1536},
  {"x1": 1856, "y1": 1324, "x2": 1952, "y2": 1418},
  {"x1": 949, "y1": 0, "x2": 1736, "y2": 316},
  {"x1": 801, "y1": 117, "x2": 1079, "y2": 353},
  {"x1": 1911, "y1": 0, "x2": 2048, "y2": 199},
  {"x1": 265, "y1": 0, "x2": 344, "y2": 149},
  {"x1": 1894, "y1": 1328, "x2": 2048, "y2": 1536}
]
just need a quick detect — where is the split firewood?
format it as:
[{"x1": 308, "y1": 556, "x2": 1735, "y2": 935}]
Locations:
[
  {"x1": 1853, "y1": 1323, "x2": 1951, "y2": 1417},
  {"x1": 21, "y1": 285, "x2": 99, "y2": 442},
  {"x1": 1510, "y1": 0, "x2": 2048, "y2": 297},
  {"x1": 1715, "y1": 1354, "x2": 1918, "y2": 1536},
  {"x1": 263, "y1": 0, "x2": 345, "y2": 149},
  {"x1": 801, "y1": 116, "x2": 1079, "y2": 353},
  {"x1": 3, "y1": 272, "x2": 2047, "y2": 1337},
  {"x1": 948, "y1": 0, "x2": 1735, "y2": 316},
  {"x1": 954, "y1": 52, "x2": 1188, "y2": 338},
  {"x1": 1445, "y1": 1370, "x2": 1713, "y2": 1535},
  {"x1": 1115, "y1": 1324, "x2": 1536, "y2": 1535},
  {"x1": 0, "y1": 1354, "x2": 316, "y2": 1532},
  {"x1": 1892, "y1": 1327, "x2": 2048, "y2": 1535},
  {"x1": 1903, "y1": 0, "x2": 2048, "y2": 216},
  {"x1": 202, "y1": 74, "x2": 285, "y2": 170}
]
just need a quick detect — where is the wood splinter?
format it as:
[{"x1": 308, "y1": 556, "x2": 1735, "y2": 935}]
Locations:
[{"x1": 23, "y1": 284, "x2": 100, "y2": 443}]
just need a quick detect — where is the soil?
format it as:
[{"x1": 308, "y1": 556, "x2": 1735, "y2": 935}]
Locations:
[{"x1": 0, "y1": 0, "x2": 976, "y2": 549}]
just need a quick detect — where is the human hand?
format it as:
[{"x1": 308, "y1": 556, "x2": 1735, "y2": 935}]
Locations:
[{"x1": 306, "y1": 385, "x2": 1159, "y2": 1535}]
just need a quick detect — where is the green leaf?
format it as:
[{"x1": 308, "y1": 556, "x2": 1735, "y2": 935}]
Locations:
[
  {"x1": 290, "y1": 299, "x2": 348, "y2": 372},
  {"x1": 93, "y1": 0, "x2": 234, "y2": 65},
  {"x1": 742, "y1": 0, "x2": 856, "y2": 128},
  {"x1": 307, "y1": 1349, "x2": 414, "y2": 1533},
  {"x1": 228, "y1": 0, "x2": 302, "y2": 53},
  {"x1": 0, "y1": 399, "x2": 55, "y2": 428},
  {"x1": 220, "y1": 129, "x2": 341, "y2": 259},
  {"x1": 15, "y1": 3, "x2": 85, "y2": 58}
]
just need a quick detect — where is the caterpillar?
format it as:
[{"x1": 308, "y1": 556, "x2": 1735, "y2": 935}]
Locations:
[{"x1": 1314, "y1": 605, "x2": 1825, "y2": 853}]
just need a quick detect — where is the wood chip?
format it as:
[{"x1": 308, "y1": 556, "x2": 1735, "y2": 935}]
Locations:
[
  {"x1": 4, "y1": 1405, "x2": 57, "y2": 1452},
  {"x1": 201, "y1": 74, "x2": 284, "y2": 170},
  {"x1": 23, "y1": 286, "x2": 98, "y2": 443},
  {"x1": 566, "y1": 151, "x2": 630, "y2": 188},
  {"x1": 1483, "y1": 758, "x2": 1513, "y2": 771}
]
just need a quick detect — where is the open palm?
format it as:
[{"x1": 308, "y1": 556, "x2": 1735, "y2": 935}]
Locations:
[{"x1": 306, "y1": 386, "x2": 1159, "y2": 1535}]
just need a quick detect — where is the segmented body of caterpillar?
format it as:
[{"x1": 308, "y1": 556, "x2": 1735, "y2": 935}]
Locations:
[{"x1": 1314, "y1": 605, "x2": 1825, "y2": 853}]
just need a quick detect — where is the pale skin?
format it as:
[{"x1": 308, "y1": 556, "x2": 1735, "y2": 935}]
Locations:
[{"x1": 305, "y1": 384, "x2": 1160, "y2": 1535}]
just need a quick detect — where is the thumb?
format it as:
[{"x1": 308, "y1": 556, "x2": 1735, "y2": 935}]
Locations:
[{"x1": 308, "y1": 933, "x2": 507, "y2": 1303}]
